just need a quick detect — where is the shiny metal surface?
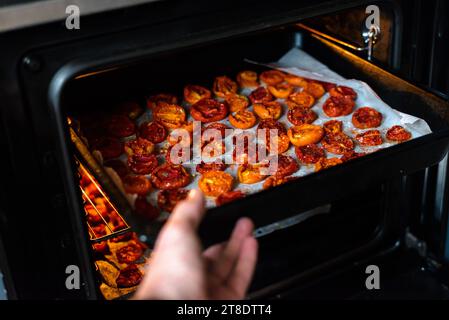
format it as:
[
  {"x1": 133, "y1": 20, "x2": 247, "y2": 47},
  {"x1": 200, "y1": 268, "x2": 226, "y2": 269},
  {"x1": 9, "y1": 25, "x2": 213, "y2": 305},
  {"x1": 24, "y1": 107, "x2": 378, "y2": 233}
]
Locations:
[{"x1": 0, "y1": 0, "x2": 160, "y2": 32}]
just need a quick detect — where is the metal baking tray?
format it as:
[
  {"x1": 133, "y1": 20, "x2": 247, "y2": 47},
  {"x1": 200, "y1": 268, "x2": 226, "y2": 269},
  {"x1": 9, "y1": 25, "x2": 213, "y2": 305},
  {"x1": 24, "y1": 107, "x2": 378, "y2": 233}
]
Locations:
[
  {"x1": 63, "y1": 27, "x2": 449, "y2": 248},
  {"x1": 198, "y1": 34, "x2": 449, "y2": 246}
]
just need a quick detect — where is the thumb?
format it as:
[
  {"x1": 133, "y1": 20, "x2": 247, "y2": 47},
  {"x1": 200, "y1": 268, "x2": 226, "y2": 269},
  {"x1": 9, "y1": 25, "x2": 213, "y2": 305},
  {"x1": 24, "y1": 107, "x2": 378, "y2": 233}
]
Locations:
[{"x1": 168, "y1": 189, "x2": 206, "y2": 231}]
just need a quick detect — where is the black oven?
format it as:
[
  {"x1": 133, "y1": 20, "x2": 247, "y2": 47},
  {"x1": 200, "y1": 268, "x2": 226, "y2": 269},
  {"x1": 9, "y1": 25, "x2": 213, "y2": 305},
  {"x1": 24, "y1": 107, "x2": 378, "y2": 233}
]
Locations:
[{"x1": 1, "y1": 0, "x2": 449, "y2": 300}]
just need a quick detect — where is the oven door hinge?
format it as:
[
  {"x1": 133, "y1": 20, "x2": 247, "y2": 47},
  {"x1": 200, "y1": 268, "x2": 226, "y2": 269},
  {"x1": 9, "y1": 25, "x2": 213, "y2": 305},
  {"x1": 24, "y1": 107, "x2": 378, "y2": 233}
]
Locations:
[
  {"x1": 297, "y1": 23, "x2": 381, "y2": 61},
  {"x1": 362, "y1": 24, "x2": 381, "y2": 61}
]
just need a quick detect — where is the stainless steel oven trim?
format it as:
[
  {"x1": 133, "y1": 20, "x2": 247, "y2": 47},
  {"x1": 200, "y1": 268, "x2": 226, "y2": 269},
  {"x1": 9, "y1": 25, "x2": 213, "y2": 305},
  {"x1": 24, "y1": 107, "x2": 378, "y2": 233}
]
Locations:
[{"x1": 0, "y1": 0, "x2": 160, "y2": 33}]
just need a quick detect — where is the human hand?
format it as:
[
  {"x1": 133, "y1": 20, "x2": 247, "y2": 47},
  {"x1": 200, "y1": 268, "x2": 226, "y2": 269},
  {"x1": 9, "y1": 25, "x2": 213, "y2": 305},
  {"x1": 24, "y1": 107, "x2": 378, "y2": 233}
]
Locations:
[{"x1": 134, "y1": 189, "x2": 258, "y2": 300}]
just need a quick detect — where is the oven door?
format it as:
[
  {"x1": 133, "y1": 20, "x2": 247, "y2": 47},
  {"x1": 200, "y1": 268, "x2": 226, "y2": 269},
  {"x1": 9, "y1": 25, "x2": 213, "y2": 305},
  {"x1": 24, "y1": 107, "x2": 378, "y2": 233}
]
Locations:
[{"x1": 0, "y1": 0, "x2": 448, "y2": 299}]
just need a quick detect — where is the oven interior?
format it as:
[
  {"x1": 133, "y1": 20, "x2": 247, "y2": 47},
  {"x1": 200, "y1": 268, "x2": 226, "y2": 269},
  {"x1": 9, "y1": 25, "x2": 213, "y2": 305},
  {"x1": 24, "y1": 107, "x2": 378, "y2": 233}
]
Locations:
[{"x1": 58, "y1": 22, "x2": 449, "y2": 299}]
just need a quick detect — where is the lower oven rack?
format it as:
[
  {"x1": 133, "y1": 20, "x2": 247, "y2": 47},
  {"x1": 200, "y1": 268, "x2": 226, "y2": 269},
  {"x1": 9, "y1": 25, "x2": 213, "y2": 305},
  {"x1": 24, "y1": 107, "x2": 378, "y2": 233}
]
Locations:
[
  {"x1": 71, "y1": 126, "x2": 133, "y2": 218},
  {"x1": 78, "y1": 161, "x2": 131, "y2": 243}
]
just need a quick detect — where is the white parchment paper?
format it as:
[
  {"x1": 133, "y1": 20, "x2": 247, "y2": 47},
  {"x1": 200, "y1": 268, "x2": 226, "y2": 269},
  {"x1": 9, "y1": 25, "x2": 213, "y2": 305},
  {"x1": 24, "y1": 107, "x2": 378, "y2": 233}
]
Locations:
[{"x1": 105, "y1": 48, "x2": 433, "y2": 222}]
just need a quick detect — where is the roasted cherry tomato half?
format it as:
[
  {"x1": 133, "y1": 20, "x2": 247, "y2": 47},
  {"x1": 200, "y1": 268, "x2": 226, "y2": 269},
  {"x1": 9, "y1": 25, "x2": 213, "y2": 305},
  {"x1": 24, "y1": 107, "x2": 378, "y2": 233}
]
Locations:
[
  {"x1": 267, "y1": 83, "x2": 293, "y2": 99},
  {"x1": 127, "y1": 154, "x2": 158, "y2": 175},
  {"x1": 329, "y1": 86, "x2": 357, "y2": 100},
  {"x1": 352, "y1": 107, "x2": 383, "y2": 129},
  {"x1": 237, "y1": 163, "x2": 267, "y2": 184},
  {"x1": 322, "y1": 96, "x2": 355, "y2": 117},
  {"x1": 232, "y1": 134, "x2": 259, "y2": 164},
  {"x1": 116, "y1": 264, "x2": 143, "y2": 288},
  {"x1": 260, "y1": 70, "x2": 285, "y2": 85},
  {"x1": 257, "y1": 119, "x2": 288, "y2": 135},
  {"x1": 124, "y1": 137, "x2": 154, "y2": 157},
  {"x1": 229, "y1": 110, "x2": 257, "y2": 129},
  {"x1": 322, "y1": 132, "x2": 355, "y2": 155},
  {"x1": 287, "y1": 124, "x2": 324, "y2": 147},
  {"x1": 356, "y1": 130, "x2": 383, "y2": 146},
  {"x1": 146, "y1": 93, "x2": 178, "y2": 110},
  {"x1": 139, "y1": 121, "x2": 167, "y2": 144},
  {"x1": 165, "y1": 145, "x2": 191, "y2": 165},
  {"x1": 386, "y1": 125, "x2": 412, "y2": 142},
  {"x1": 116, "y1": 243, "x2": 144, "y2": 264},
  {"x1": 323, "y1": 120, "x2": 343, "y2": 134},
  {"x1": 183, "y1": 85, "x2": 212, "y2": 105},
  {"x1": 269, "y1": 155, "x2": 299, "y2": 178},
  {"x1": 287, "y1": 91, "x2": 315, "y2": 110},
  {"x1": 123, "y1": 175, "x2": 152, "y2": 195},
  {"x1": 253, "y1": 101, "x2": 282, "y2": 120},
  {"x1": 153, "y1": 103, "x2": 186, "y2": 129},
  {"x1": 196, "y1": 161, "x2": 227, "y2": 174},
  {"x1": 225, "y1": 94, "x2": 249, "y2": 113},
  {"x1": 257, "y1": 119, "x2": 290, "y2": 154},
  {"x1": 236, "y1": 70, "x2": 258, "y2": 88},
  {"x1": 199, "y1": 171, "x2": 233, "y2": 197},
  {"x1": 295, "y1": 144, "x2": 325, "y2": 164},
  {"x1": 304, "y1": 82, "x2": 325, "y2": 99},
  {"x1": 213, "y1": 76, "x2": 238, "y2": 98},
  {"x1": 190, "y1": 98, "x2": 228, "y2": 123},
  {"x1": 151, "y1": 164, "x2": 191, "y2": 190},
  {"x1": 168, "y1": 121, "x2": 193, "y2": 147},
  {"x1": 287, "y1": 107, "x2": 318, "y2": 126},
  {"x1": 284, "y1": 74, "x2": 308, "y2": 87},
  {"x1": 249, "y1": 87, "x2": 274, "y2": 104},
  {"x1": 202, "y1": 122, "x2": 231, "y2": 142}
]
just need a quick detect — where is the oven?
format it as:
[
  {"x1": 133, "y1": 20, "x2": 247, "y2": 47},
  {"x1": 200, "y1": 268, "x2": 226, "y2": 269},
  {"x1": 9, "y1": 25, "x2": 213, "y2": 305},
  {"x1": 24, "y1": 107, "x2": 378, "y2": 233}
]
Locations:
[{"x1": 1, "y1": 0, "x2": 449, "y2": 300}]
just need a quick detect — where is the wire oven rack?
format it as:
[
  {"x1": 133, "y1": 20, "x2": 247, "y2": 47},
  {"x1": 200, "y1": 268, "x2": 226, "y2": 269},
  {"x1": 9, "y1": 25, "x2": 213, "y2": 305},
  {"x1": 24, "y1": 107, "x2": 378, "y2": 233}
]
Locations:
[{"x1": 78, "y1": 160, "x2": 131, "y2": 242}]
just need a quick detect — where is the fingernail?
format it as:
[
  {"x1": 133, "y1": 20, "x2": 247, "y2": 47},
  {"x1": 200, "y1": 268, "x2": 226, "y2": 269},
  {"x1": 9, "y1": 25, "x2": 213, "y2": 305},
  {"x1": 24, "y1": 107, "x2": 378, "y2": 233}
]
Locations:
[{"x1": 188, "y1": 189, "x2": 198, "y2": 200}]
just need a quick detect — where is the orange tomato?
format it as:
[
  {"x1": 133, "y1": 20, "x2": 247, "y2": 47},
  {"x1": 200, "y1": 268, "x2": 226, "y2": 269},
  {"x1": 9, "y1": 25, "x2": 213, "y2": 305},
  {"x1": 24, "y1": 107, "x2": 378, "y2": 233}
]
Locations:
[
  {"x1": 287, "y1": 91, "x2": 315, "y2": 109},
  {"x1": 183, "y1": 85, "x2": 211, "y2": 104},
  {"x1": 146, "y1": 93, "x2": 178, "y2": 110},
  {"x1": 225, "y1": 94, "x2": 249, "y2": 113},
  {"x1": 198, "y1": 171, "x2": 233, "y2": 197},
  {"x1": 267, "y1": 83, "x2": 293, "y2": 99},
  {"x1": 253, "y1": 101, "x2": 282, "y2": 120},
  {"x1": 260, "y1": 70, "x2": 285, "y2": 85},
  {"x1": 229, "y1": 110, "x2": 257, "y2": 129},
  {"x1": 237, "y1": 164, "x2": 267, "y2": 184},
  {"x1": 213, "y1": 76, "x2": 238, "y2": 98},
  {"x1": 236, "y1": 70, "x2": 259, "y2": 88},
  {"x1": 153, "y1": 103, "x2": 186, "y2": 129},
  {"x1": 304, "y1": 82, "x2": 325, "y2": 99},
  {"x1": 287, "y1": 124, "x2": 324, "y2": 147},
  {"x1": 284, "y1": 74, "x2": 308, "y2": 88}
]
